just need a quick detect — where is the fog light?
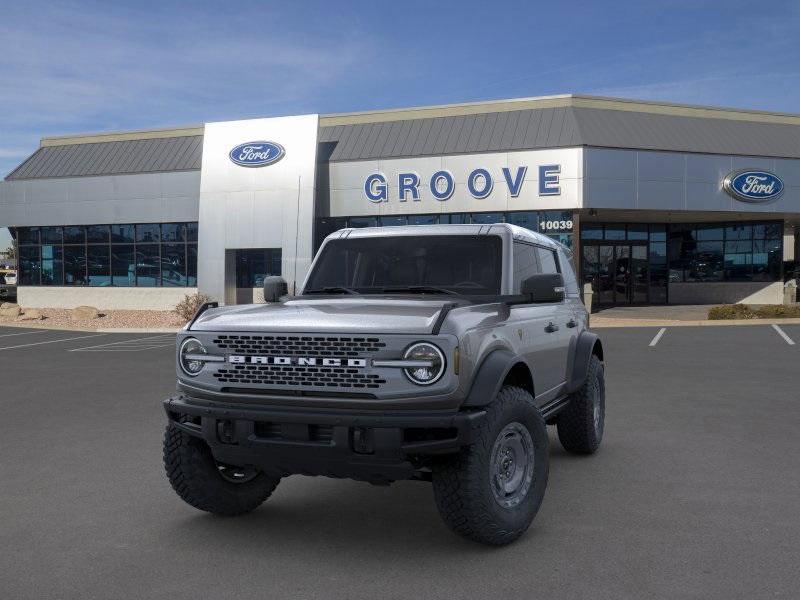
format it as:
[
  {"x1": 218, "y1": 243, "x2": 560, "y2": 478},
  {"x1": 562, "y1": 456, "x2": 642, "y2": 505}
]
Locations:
[{"x1": 403, "y1": 342, "x2": 445, "y2": 385}]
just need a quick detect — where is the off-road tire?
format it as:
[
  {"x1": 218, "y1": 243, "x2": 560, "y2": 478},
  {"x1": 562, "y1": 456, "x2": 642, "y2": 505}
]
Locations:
[
  {"x1": 557, "y1": 354, "x2": 605, "y2": 454},
  {"x1": 163, "y1": 421, "x2": 280, "y2": 516},
  {"x1": 432, "y1": 386, "x2": 549, "y2": 546}
]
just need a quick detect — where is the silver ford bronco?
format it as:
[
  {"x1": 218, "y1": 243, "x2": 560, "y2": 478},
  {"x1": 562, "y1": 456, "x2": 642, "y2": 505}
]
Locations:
[{"x1": 163, "y1": 223, "x2": 605, "y2": 545}]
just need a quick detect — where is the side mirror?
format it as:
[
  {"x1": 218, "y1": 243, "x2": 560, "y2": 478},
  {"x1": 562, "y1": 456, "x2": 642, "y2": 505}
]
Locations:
[
  {"x1": 521, "y1": 273, "x2": 565, "y2": 303},
  {"x1": 263, "y1": 276, "x2": 288, "y2": 303}
]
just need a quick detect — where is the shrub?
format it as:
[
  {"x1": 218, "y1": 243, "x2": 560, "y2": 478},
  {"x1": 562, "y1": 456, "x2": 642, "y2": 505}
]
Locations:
[
  {"x1": 707, "y1": 304, "x2": 757, "y2": 320},
  {"x1": 754, "y1": 304, "x2": 800, "y2": 318},
  {"x1": 708, "y1": 303, "x2": 800, "y2": 320},
  {"x1": 175, "y1": 293, "x2": 212, "y2": 322}
]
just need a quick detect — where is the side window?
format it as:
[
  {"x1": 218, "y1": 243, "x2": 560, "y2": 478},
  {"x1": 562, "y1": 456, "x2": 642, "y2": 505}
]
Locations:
[
  {"x1": 536, "y1": 247, "x2": 560, "y2": 275},
  {"x1": 512, "y1": 241, "x2": 540, "y2": 293}
]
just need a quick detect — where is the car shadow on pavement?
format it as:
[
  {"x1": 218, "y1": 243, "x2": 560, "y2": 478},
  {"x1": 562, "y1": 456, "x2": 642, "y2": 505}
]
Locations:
[{"x1": 156, "y1": 438, "x2": 585, "y2": 558}]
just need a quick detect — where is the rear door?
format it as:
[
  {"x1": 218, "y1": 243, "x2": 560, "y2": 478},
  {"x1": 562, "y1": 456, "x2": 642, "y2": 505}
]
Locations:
[
  {"x1": 532, "y1": 245, "x2": 573, "y2": 397},
  {"x1": 511, "y1": 242, "x2": 570, "y2": 401}
]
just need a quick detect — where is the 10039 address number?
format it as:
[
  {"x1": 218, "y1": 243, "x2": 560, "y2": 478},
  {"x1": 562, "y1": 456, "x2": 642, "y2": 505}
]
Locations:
[{"x1": 539, "y1": 220, "x2": 573, "y2": 232}]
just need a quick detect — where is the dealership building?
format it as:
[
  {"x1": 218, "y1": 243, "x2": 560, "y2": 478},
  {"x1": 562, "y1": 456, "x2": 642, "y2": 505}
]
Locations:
[{"x1": 0, "y1": 94, "x2": 798, "y2": 310}]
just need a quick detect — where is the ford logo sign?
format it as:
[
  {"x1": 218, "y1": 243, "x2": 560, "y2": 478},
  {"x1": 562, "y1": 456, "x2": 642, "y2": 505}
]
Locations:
[
  {"x1": 723, "y1": 169, "x2": 784, "y2": 203},
  {"x1": 229, "y1": 141, "x2": 285, "y2": 167}
]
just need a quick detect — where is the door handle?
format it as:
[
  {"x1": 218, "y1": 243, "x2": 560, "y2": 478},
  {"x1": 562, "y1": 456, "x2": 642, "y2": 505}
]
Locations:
[
  {"x1": 567, "y1": 319, "x2": 577, "y2": 328},
  {"x1": 545, "y1": 322, "x2": 559, "y2": 333}
]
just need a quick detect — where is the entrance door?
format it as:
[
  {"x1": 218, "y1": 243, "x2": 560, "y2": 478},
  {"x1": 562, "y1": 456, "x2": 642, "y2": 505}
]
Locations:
[{"x1": 583, "y1": 243, "x2": 648, "y2": 305}]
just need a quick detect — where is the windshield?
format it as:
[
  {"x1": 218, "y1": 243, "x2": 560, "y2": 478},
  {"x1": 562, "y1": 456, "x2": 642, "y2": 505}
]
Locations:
[{"x1": 304, "y1": 235, "x2": 502, "y2": 295}]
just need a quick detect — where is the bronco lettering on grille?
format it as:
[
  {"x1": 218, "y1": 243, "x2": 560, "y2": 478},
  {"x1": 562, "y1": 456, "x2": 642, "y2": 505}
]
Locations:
[{"x1": 228, "y1": 355, "x2": 367, "y2": 367}]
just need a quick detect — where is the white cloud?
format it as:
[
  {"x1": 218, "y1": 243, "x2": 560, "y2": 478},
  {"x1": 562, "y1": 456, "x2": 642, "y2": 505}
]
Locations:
[{"x1": 0, "y1": 2, "x2": 374, "y2": 175}]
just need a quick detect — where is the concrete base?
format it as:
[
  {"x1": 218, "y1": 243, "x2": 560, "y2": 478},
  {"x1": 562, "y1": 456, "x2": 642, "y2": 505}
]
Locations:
[
  {"x1": 668, "y1": 282, "x2": 783, "y2": 305},
  {"x1": 234, "y1": 287, "x2": 264, "y2": 305},
  {"x1": 17, "y1": 287, "x2": 198, "y2": 311}
]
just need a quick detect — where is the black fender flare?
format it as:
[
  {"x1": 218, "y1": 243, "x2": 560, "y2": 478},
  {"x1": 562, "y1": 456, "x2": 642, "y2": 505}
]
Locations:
[
  {"x1": 566, "y1": 331, "x2": 603, "y2": 394},
  {"x1": 462, "y1": 348, "x2": 524, "y2": 407}
]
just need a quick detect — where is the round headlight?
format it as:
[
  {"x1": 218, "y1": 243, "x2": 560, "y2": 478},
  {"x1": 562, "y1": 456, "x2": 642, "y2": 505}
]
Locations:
[
  {"x1": 403, "y1": 342, "x2": 446, "y2": 385},
  {"x1": 179, "y1": 337, "x2": 207, "y2": 376}
]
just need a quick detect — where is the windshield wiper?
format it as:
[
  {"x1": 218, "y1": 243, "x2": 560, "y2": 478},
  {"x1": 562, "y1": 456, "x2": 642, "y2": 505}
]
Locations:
[
  {"x1": 303, "y1": 286, "x2": 359, "y2": 295},
  {"x1": 379, "y1": 285, "x2": 457, "y2": 295}
]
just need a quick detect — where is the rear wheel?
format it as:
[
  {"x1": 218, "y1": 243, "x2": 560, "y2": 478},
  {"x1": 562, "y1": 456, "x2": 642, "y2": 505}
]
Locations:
[
  {"x1": 557, "y1": 354, "x2": 605, "y2": 454},
  {"x1": 432, "y1": 386, "x2": 549, "y2": 545},
  {"x1": 163, "y1": 421, "x2": 280, "y2": 516}
]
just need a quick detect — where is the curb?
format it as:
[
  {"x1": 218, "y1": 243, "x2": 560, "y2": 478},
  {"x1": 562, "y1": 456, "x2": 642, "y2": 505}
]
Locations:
[
  {"x1": 590, "y1": 317, "x2": 800, "y2": 328},
  {"x1": 96, "y1": 328, "x2": 181, "y2": 333},
  {"x1": 0, "y1": 321, "x2": 182, "y2": 333}
]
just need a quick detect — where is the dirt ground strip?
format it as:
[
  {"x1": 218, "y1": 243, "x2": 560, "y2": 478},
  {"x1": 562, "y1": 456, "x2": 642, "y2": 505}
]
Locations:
[{"x1": 0, "y1": 307, "x2": 186, "y2": 330}]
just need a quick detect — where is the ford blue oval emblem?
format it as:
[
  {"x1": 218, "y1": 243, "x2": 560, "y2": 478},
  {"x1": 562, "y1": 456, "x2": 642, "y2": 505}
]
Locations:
[
  {"x1": 229, "y1": 141, "x2": 285, "y2": 167},
  {"x1": 723, "y1": 169, "x2": 784, "y2": 203}
]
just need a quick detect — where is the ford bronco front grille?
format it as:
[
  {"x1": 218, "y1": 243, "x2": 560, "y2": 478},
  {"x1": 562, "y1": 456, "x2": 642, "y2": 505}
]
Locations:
[
  {"x1": 212, "y1": 364, "x2": 387, "y2": 389},
  {"x1": 211, "y1": 335, "x2": 386, "y2": 357}
]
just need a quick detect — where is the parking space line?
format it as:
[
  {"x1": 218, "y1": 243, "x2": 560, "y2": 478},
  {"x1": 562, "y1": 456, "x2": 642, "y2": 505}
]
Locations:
[
  {"x1": 76, "y1": 343, "x2": 176, "y2": 352},
  {"x1": 68, "y1": 334, "x2": 175, "y2": 352},
  {"x1": 771, "y1": 324, "x2": 796, "y2": 346},
  {"x1": 0, "y1": 330, "x2": 49, "y2": 339},
  {"x1": 0, "y1": 333, "x2": 106, "y2": 351},
  {"x1": 649, "y1": 328, "x2": 667, "y2": 347}
]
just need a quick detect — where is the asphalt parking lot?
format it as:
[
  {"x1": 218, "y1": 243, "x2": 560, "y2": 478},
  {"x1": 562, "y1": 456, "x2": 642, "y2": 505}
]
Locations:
[{"x1": 1, "y1": 324, "x2": 799, "y2": 599}]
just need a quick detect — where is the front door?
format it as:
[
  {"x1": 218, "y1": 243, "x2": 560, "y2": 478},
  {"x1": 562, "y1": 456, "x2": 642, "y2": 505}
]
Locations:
[{"x1": 583, "y1": 243, "x2": 649, "y2": 305}]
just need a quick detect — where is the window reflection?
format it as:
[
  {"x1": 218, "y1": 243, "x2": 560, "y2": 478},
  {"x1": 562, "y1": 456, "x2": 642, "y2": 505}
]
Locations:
[{"x1": 14, "y1": 223, "x2": 197, "y2": 287}]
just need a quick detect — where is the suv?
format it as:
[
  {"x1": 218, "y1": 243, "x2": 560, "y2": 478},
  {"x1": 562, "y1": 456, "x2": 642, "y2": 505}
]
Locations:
[{"x1": 163, "y1": 224, "x2": 605, "y2": 545}]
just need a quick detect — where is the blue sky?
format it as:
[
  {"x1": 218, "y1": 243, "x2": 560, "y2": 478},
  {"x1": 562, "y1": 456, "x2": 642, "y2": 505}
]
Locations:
[{"x1": 1, "y1": 0, "x2": 799, "y2": 249}]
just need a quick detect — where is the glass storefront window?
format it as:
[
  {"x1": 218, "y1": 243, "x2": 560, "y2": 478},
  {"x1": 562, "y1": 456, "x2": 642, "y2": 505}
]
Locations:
[
  {"x1": 136, "y1": 245, "x2": 160, "y2": 286},
  {"x1": 187, "y1": 245, "x2": 198, "y2": 286},
  {"x1": 64, "y1": 226, "x2": 85, "y2": 244},
  {"x1": 695, "y1": 225, "x2": 724, "y2": 241},
  {"x1": 725, "y1": 224, "x2": 752, "y2": 240},
  {"x1": 41, "y1": 227, "x2": 63, "y2": 244},
  {"x1": 470, "y1": 212, "x2": 504, "y2": 224},
  {"x1": 87, "y1": 245, "x2": 111, "y2": 286},
  {"x1": 64, "y1": 246, "x2": 87, "y2": 285},
  {"x1": 18, "y1": 227, "x2": 40, "y2": 245},
  {"x1": 603, "y1": 224, "x2": 626, "y2": 240},
  {"x1": 667, "y1": 220, "x2": 782, "y2": 283},
  {"x1": 235, "y1": 249, "x2": 282, "y2": 287},
  {"x1": 162, "y1": 244, "x2": 187, "y2": 286},
  {"x1": 627, "y1": 225, "x2": 648, "y2": 240},
  {"x1": 14, "y1": 222, "x2": 198, "y2": 288},
  {"x1": 19, "y1": 246, "x2": 41, "y2": 285},
  {"x1": 161, "y1": 223, "x2": 186, "y2": 242},
  {"x1": 649, "y1": 225, "x2": 667, "y2": 242},
  {"x1": 111, "y1": 224, "x2": 135, "y2": 243},
  {"x1": 111, "y1": 245, "x2": 136, "y2": 287},
  {"x1": 725, "y1": 240, "x2": 752, "y2": 254},
  {"x1": 41, "y1": 245, "x2": 63, "y2": 286},
  {"x1": 348, "y1": 216, "x2": 377, "y2": 228},
  {"x1": 581, "y1": 224, "x2": 603, "y2": 240},
  {"x1": 86, "y1": 225, "x2": 109, "y2": 244},
  {"x1": 136, "y1": 224, "x2": 161, "y2": 243},
  {"x1": 441, "y1": 214, "x2": 469, "y2": 224},
  {"x1": 753, "y1": 222, "x2": 782, "y2": 239},
  {"x1": 506, "y1": 211, "x2": 537, "y2": 231},
  {"x1": 379, "y1": 216, "x2": 407, "y2": 227},
  {"x1": 408, "y1": 214, "x2": 438, "y2": 225}
]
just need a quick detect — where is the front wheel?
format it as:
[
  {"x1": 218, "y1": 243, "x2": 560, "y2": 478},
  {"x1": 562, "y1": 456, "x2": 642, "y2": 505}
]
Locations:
[
  {"x1": 163, "y1": 421, "x2": 280, "y2": 516},
  {"x1": 432, "y1": 386, "x2": 549, "y2": 546}
]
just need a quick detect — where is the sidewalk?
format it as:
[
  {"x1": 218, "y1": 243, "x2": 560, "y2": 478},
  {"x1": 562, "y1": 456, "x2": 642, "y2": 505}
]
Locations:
[{"x1": 590, "y1": 304, "x2": 800, "y2": 328}]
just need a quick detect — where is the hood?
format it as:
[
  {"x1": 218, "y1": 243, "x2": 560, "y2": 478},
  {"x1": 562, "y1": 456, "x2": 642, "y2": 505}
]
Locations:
[{"x1": 190, "y1": 297, "x2": 457, "y2": 334}]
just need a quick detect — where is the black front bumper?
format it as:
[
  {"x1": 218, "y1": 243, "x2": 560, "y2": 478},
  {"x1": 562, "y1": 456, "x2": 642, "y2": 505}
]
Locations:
[{"x1": 163, "y1": 395, "x2": 486, "y2": 483}]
